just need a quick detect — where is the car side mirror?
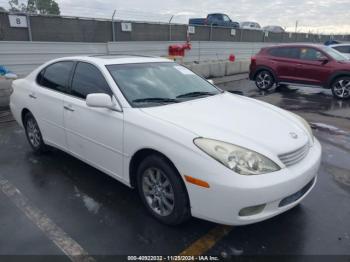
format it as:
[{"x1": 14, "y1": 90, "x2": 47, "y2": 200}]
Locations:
[
  {"x1": 317, "y1": 57, "x2": 328, "y2": 64},
  {"x1": 86, "y1": 93, "x2": 121, "y2": 111}
]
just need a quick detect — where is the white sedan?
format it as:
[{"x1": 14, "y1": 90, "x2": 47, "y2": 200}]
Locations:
[
  {"x1": 10, "y1": 56, "x2": 322, "y2": 225},
  {"x1": 330, "y1": 44, "x2": 350, "y2": 59}
]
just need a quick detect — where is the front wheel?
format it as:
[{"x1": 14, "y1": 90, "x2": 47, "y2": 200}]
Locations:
[
  {"x1": 255, "y1": 70, "x2": 275, "y2": 90},
  {"x1": 331, "y1": 77, "x2": 350, "y2": 100},
  {"x1": 136, "y1": 155, "x2": 191, "y2": 225}
]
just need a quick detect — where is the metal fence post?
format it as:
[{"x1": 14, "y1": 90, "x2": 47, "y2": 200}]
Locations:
[
  {"x1": 198, "y1": 41, "x2": 201, "y2": 62},
  {"x1": 111, "y1": 10, "x2": 116, "y2": 42},
  {"x1": 168, "y1": 15, "x2": 174, "y2": 41},
  {"x1": 26, "y1": 13, "x2": 32, "y2": 41},
  {"x1": 210, "y1": 24, "x2": 213, "y2": 41}
]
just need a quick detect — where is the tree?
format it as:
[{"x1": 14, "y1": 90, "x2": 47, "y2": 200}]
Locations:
[
  {"x1": 36, "y1": 0, "x2": 59, "y2": 15},
  {"x1": 8, "y1": 0, "x2": 60, "y2": 15}
]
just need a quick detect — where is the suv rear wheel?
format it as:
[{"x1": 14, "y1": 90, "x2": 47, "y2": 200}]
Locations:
[
  {"x1": 255, "y1": 70, "x2": 275, "y2": 90},
  {"x1": 331, "y1": 77, "x2": 350, "y2": 100}
]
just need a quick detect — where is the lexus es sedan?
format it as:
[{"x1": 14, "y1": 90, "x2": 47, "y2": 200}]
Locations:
[{"x1": 10, "y1": 56, "x2": 322, "y2": 225}]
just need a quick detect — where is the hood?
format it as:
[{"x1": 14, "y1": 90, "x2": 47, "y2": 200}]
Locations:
[{"x1": 141, "y1": 92, "x2": 310, "y2": 156}]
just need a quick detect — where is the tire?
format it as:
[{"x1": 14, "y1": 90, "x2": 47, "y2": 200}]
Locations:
[
  {"x1": 255, "y1": 70, "x2": 275, "y2": 90},
  {"x1": 331, "y1": 76, "x2": 350, "y2": 100},
  {"x1": 136, "y1": 154, "x2": 191, "y2": 225},
  {"x1": 23, "y1": 112, "x2": 47, "y2": 154}
]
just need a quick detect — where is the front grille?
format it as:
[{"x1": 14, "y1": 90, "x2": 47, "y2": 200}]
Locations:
[{"x1": 278, "y1": 143, "x2": 310, "y2": 167}]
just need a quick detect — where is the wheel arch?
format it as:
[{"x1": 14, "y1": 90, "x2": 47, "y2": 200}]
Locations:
[
  {"x1": 21, "y1": 108, "x2": 31, "y2": 126},
  {"x1": 129, "y1": 148, "x2": 183, "y2": 187},
  {"x1": 327, "y1": 71, "x2": 350, "y2": 88}
]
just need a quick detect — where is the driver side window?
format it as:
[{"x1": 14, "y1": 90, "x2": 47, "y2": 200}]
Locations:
[
  {"x1": 299, "y1": 48, "x2": 326, "y2": 61},
  {"x1": 71, "y1": 62, "x2": 113, "y2": 100}
]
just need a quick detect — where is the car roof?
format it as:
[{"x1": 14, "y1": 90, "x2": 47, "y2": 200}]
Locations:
[
  {"x1": 330, "y1": 43, "x2": 350, "y2": 47},
  {"x1": 50, "y1": 55, "x2": 173, "y2": 66},
  {"x1": 267, "y1": 43, "x2": 326, "y2": 49}
]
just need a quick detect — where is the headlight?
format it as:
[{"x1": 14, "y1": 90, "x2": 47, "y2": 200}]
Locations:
[
  {"x1": 194, "y1": 138, "x2": 280, "y2": 176},
  {"x1": 290, "y1": 112, "x2": 314, "y2": 143}
]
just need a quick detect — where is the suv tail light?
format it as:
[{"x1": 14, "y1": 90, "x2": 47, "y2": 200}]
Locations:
[{"x1": 251, "y1": 56, "x2": 256, "y2": 63}]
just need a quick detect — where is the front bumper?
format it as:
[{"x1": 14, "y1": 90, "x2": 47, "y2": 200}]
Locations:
[{"x1": 185, "y1": 138, "x2": 322, "y2": 226}]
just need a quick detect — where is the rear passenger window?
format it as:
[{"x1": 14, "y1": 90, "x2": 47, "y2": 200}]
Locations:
[
  {"x1": 71, "y1": 62, "x2": 113, "y2": 100},
  {"x1": 39, "y1": 61, "x2": 74, "y2": 93},
  {"x1": 269, "y1": 47, "x2": 299, "y2": 59}
]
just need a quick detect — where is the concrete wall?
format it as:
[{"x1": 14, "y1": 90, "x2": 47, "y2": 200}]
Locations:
[
  {"x1": 0, "y1": 41, "x2": 274, "y2": 76},
  {"x1": 30, "y1": 16, "x2": 112, "y2": 42},
  {"x1": 0, "y1": 41, "x2": 107, "y2": 75},
  {"x1": 0, "y1": 11, "x2": 343, "y2": 43},
  {"x1": 0, "y1": 13, "x2": 29, "y2": 41}
]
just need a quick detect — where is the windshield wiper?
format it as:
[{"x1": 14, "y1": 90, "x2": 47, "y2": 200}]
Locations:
[
  {"x1": 132, "y1": 97, "x2": 179, "y2": 104},
  {"x1": 176, "y1": 91, "x2": 216, "y2": 99}
]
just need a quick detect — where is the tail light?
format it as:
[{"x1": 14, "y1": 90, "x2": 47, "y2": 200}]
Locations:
[{"x1": 251, "y1": 56, "x2": 256, "y2": 64}]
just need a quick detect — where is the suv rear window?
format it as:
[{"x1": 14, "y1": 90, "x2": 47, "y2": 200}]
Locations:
[{"x1": 269, "y1": 47, "x2": 300, "y2": 59}]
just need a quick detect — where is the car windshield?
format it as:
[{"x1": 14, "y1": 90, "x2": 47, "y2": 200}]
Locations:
[
  {"x1": 107, "y1": 62, "x2": 221, "y2": 107},
  {"x1": 322, "y1": 46, "x2": 349, "y2": 61}
]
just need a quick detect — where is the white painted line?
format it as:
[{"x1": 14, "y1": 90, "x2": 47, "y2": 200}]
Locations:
[{"x1": 0, "y1": 175, "x2": 95, "y2": 262}]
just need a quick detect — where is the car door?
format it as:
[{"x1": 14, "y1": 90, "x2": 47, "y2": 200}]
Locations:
[
  {"x1": 294, "y1": 47, "x2": 332, "y2": 85},
  {"x1": 268, "y1": 47, "x2": 300, "y2": 81},
  {"x1": 33, "y1": 61, "x2": 74, "y2": 150},
  {"x1": 63, "y1": 61, "x2": 124, "y2": 179}
]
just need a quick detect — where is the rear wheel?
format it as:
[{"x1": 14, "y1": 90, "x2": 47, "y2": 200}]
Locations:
[
  {"x1": 24, "y1": 112, "x2": 47, "y2": 154},
  {"x1": 255, "y1": 70, "x2": 275, "y2": 90},
  {"x1": 136, "y1": 154, "x2": 191, "y2": 225},
  {"x1": 331, "y1": 77, "x2": 350, "y2": 99}
]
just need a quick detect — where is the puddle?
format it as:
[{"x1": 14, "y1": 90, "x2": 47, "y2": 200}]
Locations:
[
  {"x1": 311, "y1": 122, "x2": 348, "y2": 136},
  {"x1": 74, "y1": 186, "x2": 101, "y2": 215},
  {"x1": 324, "y1": 164, "x2": 350, "y2": 193}
]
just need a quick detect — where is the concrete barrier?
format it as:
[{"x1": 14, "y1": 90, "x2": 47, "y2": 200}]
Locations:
[
  {"x1": 225, "y1": 62, "x2": 241, "y2": 75},
  {"x1": 240, "y1": 61, "x2": 250, "y2": 73},
  {"x1": 209, "y1": 62, "x2": 226, "y2": 78},
  {"x1": 185, "y1": 60, "x2": 250, "y2": 79},
  {"x1": 0, "y1": 79, "x2": 12, "y2": 108},
  {"x1": 190, "y1": 63, "x2": 211, "y2": 78}
]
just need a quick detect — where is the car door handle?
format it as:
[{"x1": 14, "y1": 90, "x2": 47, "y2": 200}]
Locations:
[
  {"x1": 63, "y1": 105, "x2": 75, "y2": 112},
  {"x1": 29, "y1": 94, "x2": 37, "y2": 99}
]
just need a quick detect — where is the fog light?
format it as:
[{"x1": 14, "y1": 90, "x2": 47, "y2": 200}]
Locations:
[{"x1": 239, "y1": 204, "x2": 266, "y2": 217}]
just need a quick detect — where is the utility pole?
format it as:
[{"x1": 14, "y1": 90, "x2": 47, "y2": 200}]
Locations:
[
  {"x1": 294, "y1": 20, "x2": 298, "y2": 41},
  {"x1": 295, "y1": 20, "x2": 298, "y2": 34}
]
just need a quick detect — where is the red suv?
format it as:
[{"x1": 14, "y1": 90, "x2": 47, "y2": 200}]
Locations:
[{"x1": 249, "y1": 44, "x2": 350, "y2": 99}]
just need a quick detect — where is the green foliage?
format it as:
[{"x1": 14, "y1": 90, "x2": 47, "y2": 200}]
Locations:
[{"x1": 8, "y1": 0, "x2": 60, "y2": 15}]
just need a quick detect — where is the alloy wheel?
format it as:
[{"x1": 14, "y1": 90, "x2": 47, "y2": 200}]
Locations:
[
  {"x1": 142, "y1": 167, "x2": 175, "y2": 217},
  {"x1": 256, "y1": 71, "x2": 273, "y2": 90},
  {"x1": 26, "y1": 118, "x2": 41, "y2": 148},
  {"x1": 333, "y1": 79, "x2": 350, "y2": 99}
]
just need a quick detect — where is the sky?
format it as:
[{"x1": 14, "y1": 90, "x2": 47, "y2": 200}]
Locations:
[{"x1": 1, "y1": 0, "x2": 350, "y2": 34}]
